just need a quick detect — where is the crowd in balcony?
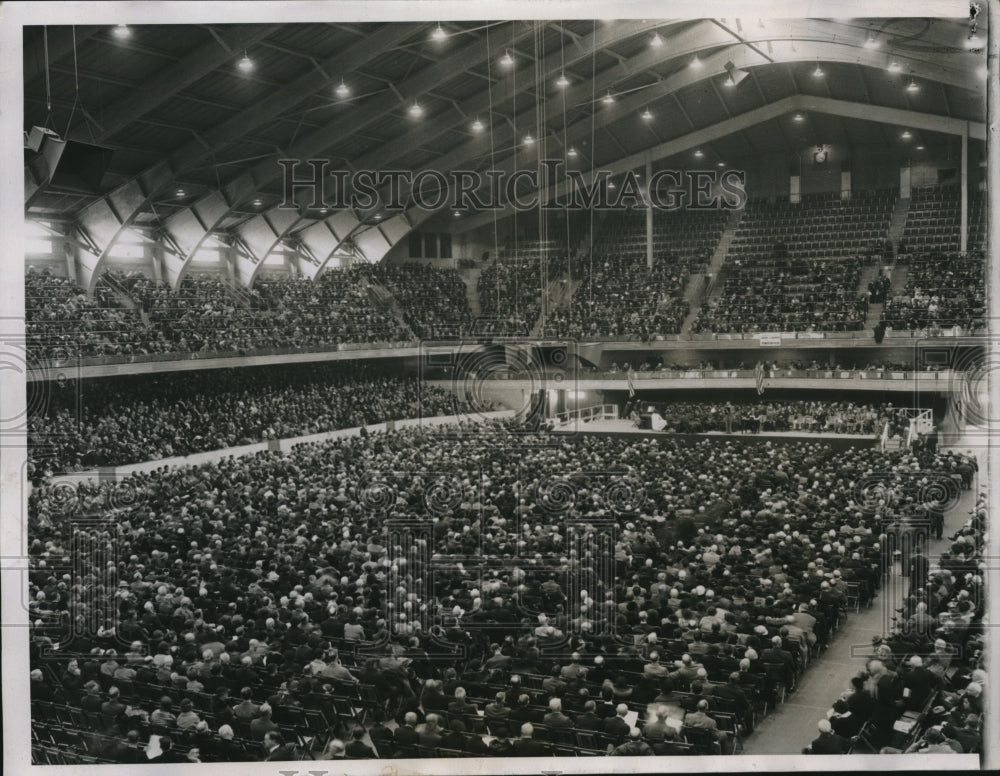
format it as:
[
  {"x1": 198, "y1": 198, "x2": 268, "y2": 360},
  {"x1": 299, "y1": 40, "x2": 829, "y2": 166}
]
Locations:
[
  {"x1": 881, "y1": 252, "x2": 986, "y2": 334},
  {"x1": 26, "y1": 268, "x2": 412, "y2": 362},
  {"x1": 691, "y1": 256, "x2": 869, "y2": 334},
  {"x1": 542, "y1": 255, "x2": 691, "y2": 341},
  {"x1": 27, "y1": 422, "x2": 978, "y2": 762},
  {"x1": 358, "y1": 263, "x2": 473, "y2": 339}
]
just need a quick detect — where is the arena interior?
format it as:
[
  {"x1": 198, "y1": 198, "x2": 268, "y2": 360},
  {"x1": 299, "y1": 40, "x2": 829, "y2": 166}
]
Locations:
[{"x1": 16, "y1": 12, "x2": 994, "y2": 769}]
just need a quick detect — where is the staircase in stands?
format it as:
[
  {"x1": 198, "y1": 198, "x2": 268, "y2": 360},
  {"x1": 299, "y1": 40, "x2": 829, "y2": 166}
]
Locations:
[{"x1": 678, "y1": 207, "x2": 743, "y2": 334}]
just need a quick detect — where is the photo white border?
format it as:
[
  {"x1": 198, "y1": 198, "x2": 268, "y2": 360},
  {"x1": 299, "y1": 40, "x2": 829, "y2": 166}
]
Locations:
[{"x1": 1, "y1": 1, "x2": 995, "y2": 774}]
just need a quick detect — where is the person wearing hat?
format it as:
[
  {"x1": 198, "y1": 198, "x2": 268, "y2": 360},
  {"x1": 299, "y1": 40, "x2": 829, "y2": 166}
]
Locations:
[{"x1": 807, "y1": 719, "x2": 849, "y2": 754}]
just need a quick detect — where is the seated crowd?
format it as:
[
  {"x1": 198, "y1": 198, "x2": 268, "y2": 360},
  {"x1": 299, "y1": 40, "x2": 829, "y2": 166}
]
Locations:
[
  {"x1": 635, "y1": 400, "x2": 914, "y2": 437},
  {"x1": 27, "y1": 268, "x2": 411, "y2": 362},
  {"x1": 27, "y1": 366, "x2": 459, "y2": 478},
  {"x1": 27, "y1": 268, "x2": 151, "y2": 359},
  {"x1": 27, "y1": 420, "x2": 978, "y2": 762},
  {"x1": 881, "y1": 251, "x2": 986, "y2": 334},
  {"x1": 358, "y1": 263, "x2": 473, "y2": 340},
  {"x1": 543, "y1": 254, "x2": 692, "y2": 341},
  {"x1": 691, "y1": 256, "x2": 869, "y2": 334},
  {"x1": 478, "y1": 254, "x2": 564, "y2": 335},
  {"x1": 806, "y1": 492, "x2": 986, "y2": 755}
]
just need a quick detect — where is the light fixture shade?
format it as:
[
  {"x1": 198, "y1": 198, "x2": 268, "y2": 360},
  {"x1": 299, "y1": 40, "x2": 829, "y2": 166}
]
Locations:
[
  {"x1": 602, "y1": 92, "x2": 615, "y2": 104},
  {"x1": 112, "y1": 24, "x2": 131, "y2": 39},
  {"x1": 500, "y1": 50, "x2": 514, "y2": 66},
  {"x1": 556, "y1": 73, "x2": 570, "y2": 87},
  {"x1": 723, "y1": 60, "x2": 748, "y2": 85},
  {"x1": 567, "y1": 147, "x2": 578, "y2": 157},
  {"x1": 335, "y1": 80, "x2": 350, "y2": 98},
  {"x1": 888, "y1": 60, "x2": 902, "y2": 73},
  {"x1": 471, "y1": 118, "x2": 484, "y2": 132},
  {"x1": 409, "y1": 102, "x2": 424, "y2": 117},
  {"x1": 640, "y1": 108, "x2": 653, "y2": 120},
  {"x1": 432, "y1": 24, "x2": 447, "y2": 40},
  {"x1": 812, "y1": 64, "x2": 825, "y2": 77},
  {"x1": 523, "y1": 134, "x2": 534, "y2": 146},
  {"x1": 237, "y1": 55, "x2": 254, "y2": 72},
  {"x1": 906, "y1": 79, "x2": 919, "y2": 92},
  {"x1": 650, "y1": 32, "x2": 664, "y2": 47},
  {"x1": 690, "y1": 56, "x2": 703, "y2": 69}
]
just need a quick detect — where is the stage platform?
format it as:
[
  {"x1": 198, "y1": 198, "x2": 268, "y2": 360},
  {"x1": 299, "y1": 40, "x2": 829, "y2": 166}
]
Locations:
[{"x1": 552, "y1": 417, "x2": 881, "y2": 448}]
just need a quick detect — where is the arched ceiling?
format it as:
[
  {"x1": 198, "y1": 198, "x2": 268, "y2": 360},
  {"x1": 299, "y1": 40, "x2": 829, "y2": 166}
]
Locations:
[{"x1": 22, "y1": 16, "x2": 988, "y2": 289}]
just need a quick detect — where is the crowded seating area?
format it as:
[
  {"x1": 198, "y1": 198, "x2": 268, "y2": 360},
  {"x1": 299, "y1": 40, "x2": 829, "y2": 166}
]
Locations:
[
  {"x1": 881, "y1": 251, "x2": 986, "y2": 333},
  {"x1": 26, "y1": 268, "x2": 152, "y2": 360},
  {"x1": 541, "y1": 207, "x2": 727, "y2": 340},
  {"x1": 26, "y1": 268, "x2": 412, "y2": 362},
  {"x1": 478, "y1": 255, "x2": 559, "y2": 335},
  {"x1": 26, "y1": 366, "x2": 460, "y2": 478},
  {"x1": 807, "y1": 492, "x2": 986, "y2": 755},
  {"x1": 691, "y1": 256, "x2": 869, "y2": 334},
  {"x1": 542, "y1": 255, "x2": 691, "y2": 340},
  {"x1": 358, "y1": 263, "x2": 473, "y2": 340},
  {"x1": 634, "y1": 400, "x2": 914, "y2": 437},
  {"x1": 26, "y1": 419, "x2": 979, "y2": 762}
]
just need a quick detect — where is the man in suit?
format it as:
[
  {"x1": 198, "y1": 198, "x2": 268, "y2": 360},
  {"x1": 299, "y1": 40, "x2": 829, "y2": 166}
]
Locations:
[
  {"x1": 684, "y1": 699, "x2": 729, "y2": 753},
  {"x1": 602, "y1": 703, "x2": 631, "y2": 743},
  {"x1": 574, "y1": 700, "x2": 603, "y2": 731},
  {"x1": 262, "y1": 731, "x2": 297, "y2": 761},
  {"x1": 543, "y1": 697, "x2": 574, "y2": 729},
  {"x1": 149, "y1": 735, "x2": 188, "y2": 763},
  {"x1": 643, "y1": 652, "x2": 670, "y2": 680},
  {"x1": 808, "y1": 719, "x2": 849, "y2": 754},
  {"x1": 509, "y1": 694, "x2": 542, "y2": 726},
  {"x1": 509, "y1": 723, "x2": 551, "y2": 757},
  {"x1": 610, "y1": 727, "x2": 654, "y2": 755},
  {"x1": 866, "y1": 659, "x2": 902, "y2": 748},
  {"x1": 902, "y1": 655, "x2": 942, "y2": 711},
  {"x1": 417, "y1": 713, "x2": 445, "y2": 748},
  {"x1": 642, "y1": 705, "x2": 673, "y2": 741},
  {"x1": 345, "y1": 727, "x2": 377, "y2": 758},
  {"x1": 106, "y1": 729, "x2": 146, "y2": 764},
  {"x1": 712, "y1": 672, "x2": 752, "y2": 730},
  {"x1": 393, "y1": 712, "x2": 420, "y2": 750},
  {"x1": 249, "y1": 704, "x2": 279, "y2": 741},
  {"x1": 761, "y1": 635, "x2": 797, "y2": 690},
  {"x1": 100, "y1": 686, "x2": 127, "y2": 732},
  {"x1": 447, "y1": 687, "x2": 479, "y2": 718},
  {"x1": 483, "y1": 692, "x2": 511, "y2": 734}
]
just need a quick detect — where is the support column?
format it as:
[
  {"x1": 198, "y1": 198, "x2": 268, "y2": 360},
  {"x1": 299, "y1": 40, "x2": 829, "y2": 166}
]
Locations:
[
  {"x1": 960, "y1": 126, "x2": 969, "y2": 253},
  {"x1": 645, "y1": 160, "x2": 653, "y2": 269}
]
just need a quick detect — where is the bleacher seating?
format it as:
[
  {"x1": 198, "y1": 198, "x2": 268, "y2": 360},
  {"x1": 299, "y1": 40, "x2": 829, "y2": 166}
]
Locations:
[{"x1": 899, "y1": 185, "x2": 962, "y2": 254}]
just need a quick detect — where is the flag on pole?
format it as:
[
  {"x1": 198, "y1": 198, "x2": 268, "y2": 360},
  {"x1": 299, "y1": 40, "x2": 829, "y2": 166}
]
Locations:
[
  {"x1": 754, "y1": 362, "x2": 765, "y2": 395},
  {"x1": 627, "y1": 370, "x2": 637, "y2": 400}
]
